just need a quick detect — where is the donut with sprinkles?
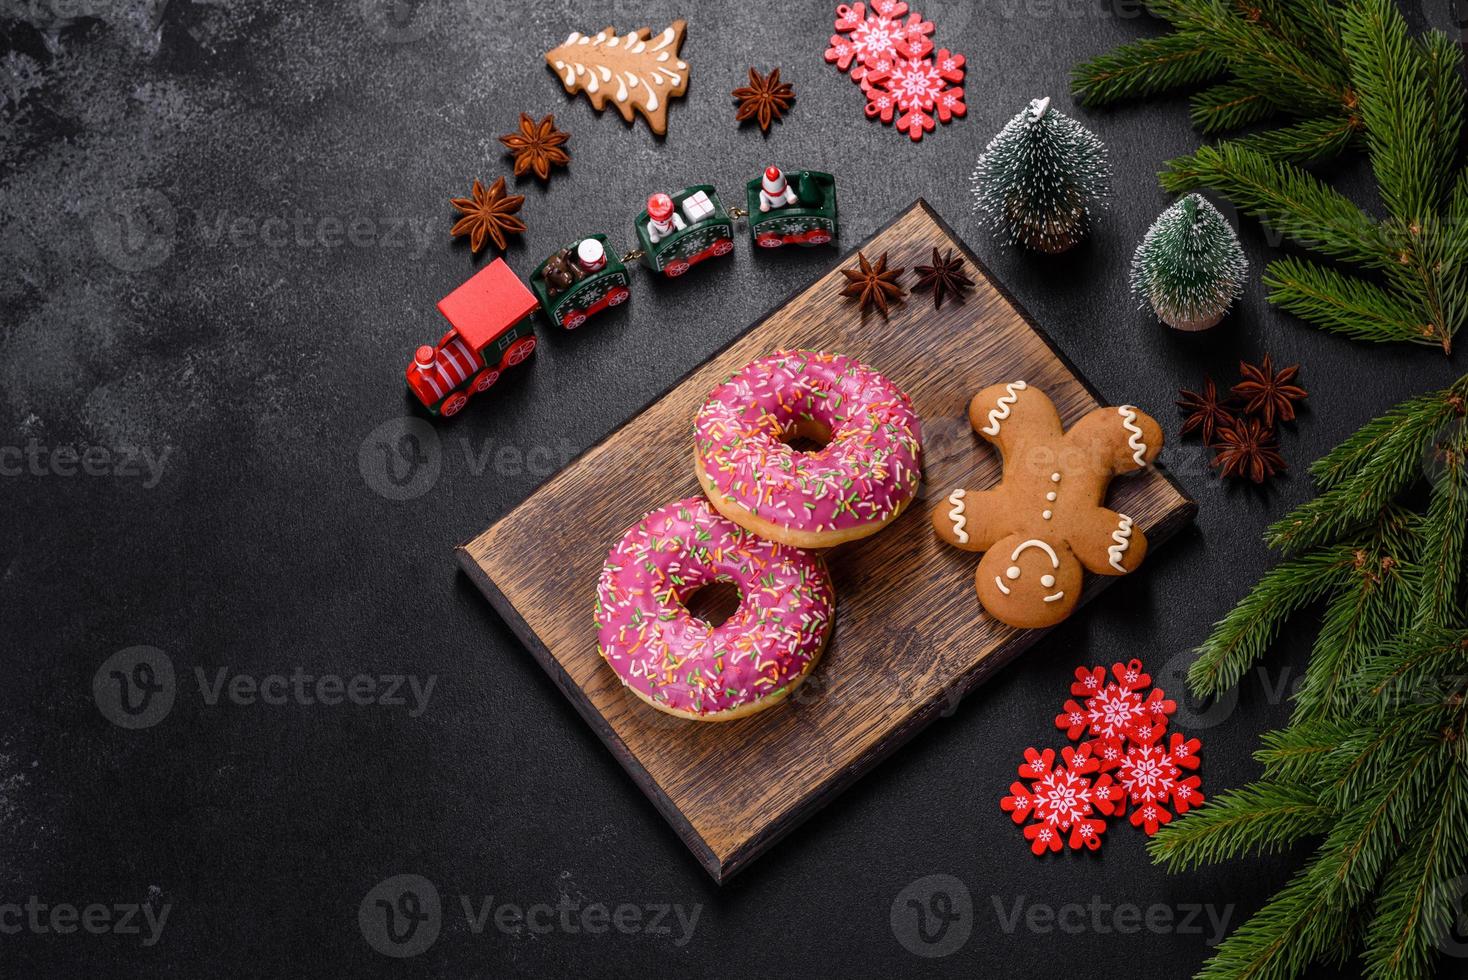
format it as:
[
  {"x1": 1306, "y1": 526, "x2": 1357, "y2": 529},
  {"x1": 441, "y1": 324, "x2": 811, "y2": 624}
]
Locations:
[
  {"x1": 595, "y1": 496, "x2": 835, "y2": 721},
  {"x1": 694, "y1": 350, "x2": 924, "y2": 549}
]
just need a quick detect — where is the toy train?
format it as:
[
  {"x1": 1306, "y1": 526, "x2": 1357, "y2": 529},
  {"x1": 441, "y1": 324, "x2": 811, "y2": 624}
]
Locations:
[{"x1": 407, "y1": 167, "x2": 837, "y2": 418}]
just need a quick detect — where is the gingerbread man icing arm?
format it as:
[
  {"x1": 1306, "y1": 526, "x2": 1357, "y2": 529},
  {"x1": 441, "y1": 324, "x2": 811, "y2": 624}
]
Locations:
[
  {"x1": 1067, "y1": 403, "x2": 1164, "y2": 479},
  {"x1": 932, "y1": 382, "x2": 1065, "y2": 551},
  {"x1": 1069, "y1": 506, "x2": 1150, "y2": 576}
]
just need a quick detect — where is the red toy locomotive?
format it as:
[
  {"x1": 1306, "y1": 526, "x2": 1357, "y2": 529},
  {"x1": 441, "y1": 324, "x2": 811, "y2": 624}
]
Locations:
[{"x1": 405, "y1": 259, "x2": 539, "y2": 418}]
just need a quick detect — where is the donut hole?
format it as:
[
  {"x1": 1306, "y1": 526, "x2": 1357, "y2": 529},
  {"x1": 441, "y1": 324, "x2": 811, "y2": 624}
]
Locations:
[
  {"x1": 684, "y1": 580, "x2": 743, "y2": 628},
  {"x1": 781, "y1": 418, "x2": 833, "y2": 455}
]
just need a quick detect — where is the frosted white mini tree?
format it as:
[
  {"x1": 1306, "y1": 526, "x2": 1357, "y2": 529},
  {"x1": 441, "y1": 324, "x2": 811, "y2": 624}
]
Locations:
[
  {"x1": 1131, "y1": 194, "x2": 1248, "y2": 331},
  {"x1": 971, "y1": 97, "x2": 1111, "y2": 254}
]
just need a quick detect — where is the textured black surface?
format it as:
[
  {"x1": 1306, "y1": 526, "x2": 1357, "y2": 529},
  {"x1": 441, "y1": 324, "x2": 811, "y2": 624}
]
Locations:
[{"x1": 2, "y1": 1, "x2": 1464, "y2": 977}]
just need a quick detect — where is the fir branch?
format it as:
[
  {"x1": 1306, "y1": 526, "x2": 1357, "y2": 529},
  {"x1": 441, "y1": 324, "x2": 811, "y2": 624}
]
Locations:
[
  {"x1": 1224, "y1": 116, "x2": 1358, "y2": 164},
  {"x1": 1161, "y1": 144, "x2": 1389, "y2": 267},
  {"x1": 1160, "y1": 0, "x2": 1350, "y2": 115},
  {"x1": 1269, "y1": 0, "x2": 1346, "y2": 70},
  {"x1": 1291, "y1": 534, "x2": 1411, "y2": 723},
  {"x1": 1148, "y1": 781, "x2": 1331, "y2": 872},
  {"x1": 1268, "y1": 402, "x2": 1457, "y2": 552},
  {"x1": 1413, "y1": 438, "x2": 1468, "y2": 629},
  {"x1": 1199, "y1": 746, "x2": 1444, "y2": 980},
  {"x1": 1196, "y1": 861, "x2": 1343, "y2": 980},
  {"x1": 1309, "y1": 742, "x2": 1446, "y2": 910},
  {"x1": 1319, "y1": 707, "x2": 1448, "y2": 809},
  {"x1": 1264, "y1": 256, "x2": 1432, "y2": 345},
  {"x1": 1362, "y1": 764, "x2": 1468, "y2": 979},
  {"x1": 1072, "y1": 32, "x2": 1226, "y2": 107},
  {"x1": 1309, "y1": 391, "x2": 1461, "y2": 490},
  {"x1": 1254, "y1": 720, "x2": 1354, "y2": 783},
  {"x1": 1356, "y1": 628, "x2": 1468, "y2": 722},
  {"x1": 1190, "y1": 80, "x2": 1278, "y2": 133},
  {"x1": 1188, "y1": 545, "x2": 1355, "y2": 697},
  {"x1": 1418, "y1": 30, "x2": 1465, "y2": 204},
  {"x1": 1340, "y1": 0, "x2": 1447, "y2": 221}
]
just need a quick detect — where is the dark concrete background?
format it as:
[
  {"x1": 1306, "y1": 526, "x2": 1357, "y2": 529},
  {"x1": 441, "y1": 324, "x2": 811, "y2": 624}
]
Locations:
[{"x1": 3, "y1": 0, "x2": 1466, "y2": 976}]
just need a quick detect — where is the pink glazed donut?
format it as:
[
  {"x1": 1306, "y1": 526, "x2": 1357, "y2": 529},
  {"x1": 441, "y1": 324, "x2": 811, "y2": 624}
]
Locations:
[
  {"x1": 595, "y1": 496, "x2": 834, "y2": 721},
  {"x1": 695, "y1": 349, "x2": 923, "y2": 548}
]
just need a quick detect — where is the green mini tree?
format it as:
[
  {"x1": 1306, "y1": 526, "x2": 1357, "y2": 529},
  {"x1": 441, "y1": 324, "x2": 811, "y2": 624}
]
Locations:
[
  {"x1": 1131, "y1": 193, "x2": 1249, "y2": 330},
  {"x1": 1074, "y1": 0, "x2": 1467, "y2": 353},
  {"x1": 970, "y1": 97, "x2": 1111, "y2": 254}
]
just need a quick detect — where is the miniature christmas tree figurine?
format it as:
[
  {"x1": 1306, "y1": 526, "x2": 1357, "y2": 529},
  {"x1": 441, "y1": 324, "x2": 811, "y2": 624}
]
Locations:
[
  {"x1": 971, "y1": 97, "x2": 1111, "y2": 254},
  {"x1": 1130, "y1": 194, "x2": 1248, "y2": 331}
]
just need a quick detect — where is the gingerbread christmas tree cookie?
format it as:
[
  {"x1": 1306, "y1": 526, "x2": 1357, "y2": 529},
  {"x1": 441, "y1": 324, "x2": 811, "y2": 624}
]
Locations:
[
  {"x1": 932, "y1": 382, "x2": 1163, "y2": 628},
  {"x1": 545, "y1": 21, "x2": 689, "y2": 136}
]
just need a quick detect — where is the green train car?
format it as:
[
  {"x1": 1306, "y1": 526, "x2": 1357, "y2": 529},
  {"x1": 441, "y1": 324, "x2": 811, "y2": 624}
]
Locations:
[
  {"x1": 745, "y1": 169, "x2": 838, "y2": 249},
  {"x1": 528, "y1": 234, "x2": 632, "y2": 330},
  {"x1": 633, "y1": 185, "x2": 736, "y2": 278}
]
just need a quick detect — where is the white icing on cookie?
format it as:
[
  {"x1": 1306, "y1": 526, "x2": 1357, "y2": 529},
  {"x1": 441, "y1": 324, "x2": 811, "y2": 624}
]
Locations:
[
  {"x1": 1010, "y1": 538, "x2": 1060, "y2": 568},
  {"x1": 1041, "y1": 574, "x2": 1055, "y2": 587},
  {"x1": 1043, "y1": 591, "x2": 1065, "y2": 603},
  {"x1": 947, "y1": 489, "x2": 968, "y2": 544},
  {"x1": 1108, "y1": 514, "x2": 1134, "y2": 572},
  {"x1": 994, "y1": 576, "x2": 1011, "y2": 595},
  {"x1": 1118, "y1": 406, "x2": 1147, "y2": 467},
  {"x1": 980, "y1": 381, "x2": 1027, "y2": 436}
]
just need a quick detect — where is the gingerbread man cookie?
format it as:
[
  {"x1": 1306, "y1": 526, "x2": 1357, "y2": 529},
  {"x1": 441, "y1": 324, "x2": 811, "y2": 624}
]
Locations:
[{"x1": 932, "y1": 382, "x2": 1163, "y2": 628}]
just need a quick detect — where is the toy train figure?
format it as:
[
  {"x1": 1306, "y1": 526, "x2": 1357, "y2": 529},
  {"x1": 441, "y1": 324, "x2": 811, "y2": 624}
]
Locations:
[
  {"x1": 634, "y1": 186, "x2": 737, "y2": 277},
  {"x1": 529, "y1": 234, "x2": 632, "y2": 330},
  {"x1": 405, "y1": 258, "x2": 539, "y2": 418},
  {"x1": 745, "y1": 167, "x2": 837, "y2": 248},
  {"x1": 406, "y1": 168, "x2": 840, "y2": 419}
]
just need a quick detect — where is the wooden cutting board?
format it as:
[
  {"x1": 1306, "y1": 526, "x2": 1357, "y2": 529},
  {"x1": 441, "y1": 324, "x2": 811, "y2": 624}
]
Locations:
[{"x1": 458, "y1": 199, "x2": 1196, "y2": 883}]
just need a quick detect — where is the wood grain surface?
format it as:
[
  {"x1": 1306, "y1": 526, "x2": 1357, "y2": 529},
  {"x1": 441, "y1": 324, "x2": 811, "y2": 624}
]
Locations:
[{"x1": 458, "y1": 200, "x2": 1196, "y2": 883}]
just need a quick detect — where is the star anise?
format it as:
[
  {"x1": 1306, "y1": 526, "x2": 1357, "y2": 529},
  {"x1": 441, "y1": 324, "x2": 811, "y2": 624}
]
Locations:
[
  {"x1": 1232, "y1": 355, "x2": 1307, "y2": 428},
  {"x1": 498, "y1": 113, "x2": 570, "y2": 182},
  {"x1": 732, "y1": 67, "x2": 795, "y2": 132},
  {"x1": 840, "y1": 251, "x2": 906, "y2": 316},
  {"x1": 1176, "y1": 377, "x2": 1237, "y2": 446},
  {"x1": 1213, "y1": 417, "x2": 1287, "y2": 484},
  {"x1": 911, "y1": 247, "x2": 973, "y2": 310},
  {"x1": 450, "y1": 176, "x2": 526, "y2": 253}
]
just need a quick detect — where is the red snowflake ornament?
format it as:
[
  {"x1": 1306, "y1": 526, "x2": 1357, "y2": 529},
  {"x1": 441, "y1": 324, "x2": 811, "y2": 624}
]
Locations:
[
  {"x1": 1001, "y1": 744, "x2": 1123, "y2": 855},
  {"x1": 1055, "y1": 659, "x2": 1176, "y2": 750},
  {"x1": 1002, "y1": 658, "x2": 1205, "y2": 855},
  {"x1": 825, "y1": 4, "x2": 908, "y2": 88},
  {"x1": 824, "y1": 3, "x2": 966, "y2": 141},
  {"x1": 866, "y1": 48, "x2": 965, "y2": 140},
  {"x1": 1103, "y1": 728, "x2": 1206, "y2": 835}
]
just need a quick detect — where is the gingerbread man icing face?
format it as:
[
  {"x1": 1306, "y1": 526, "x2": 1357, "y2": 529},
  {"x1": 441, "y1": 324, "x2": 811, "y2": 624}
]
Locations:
[{"x1": 932, "y1": 381, "x2": 1163, "y2": 628}]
